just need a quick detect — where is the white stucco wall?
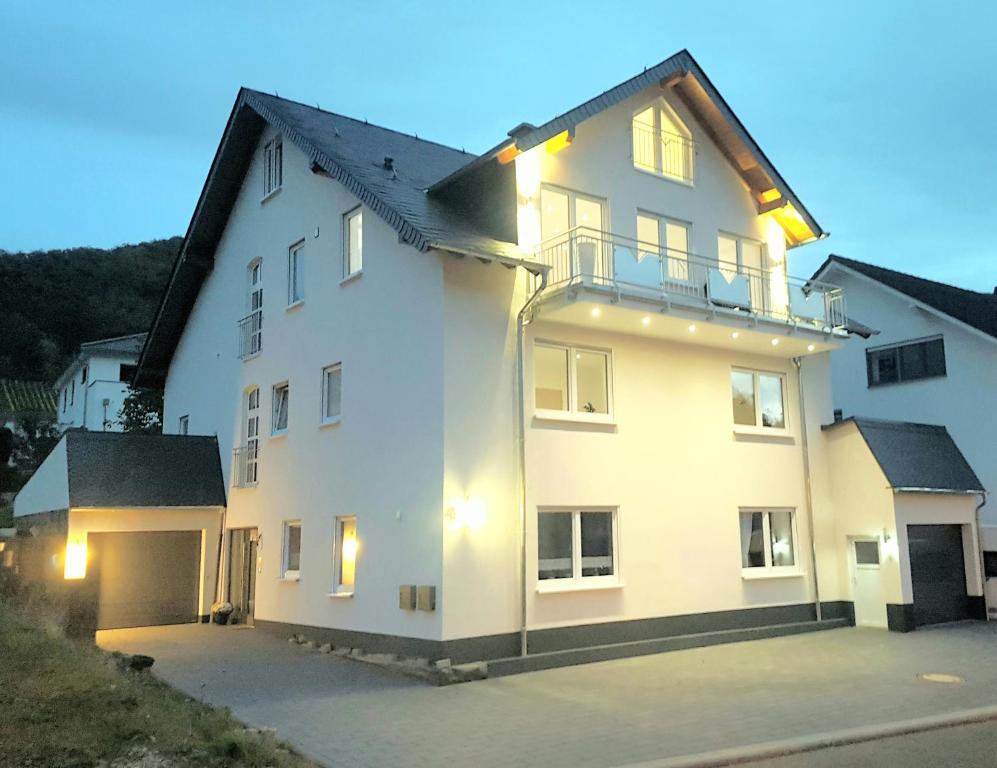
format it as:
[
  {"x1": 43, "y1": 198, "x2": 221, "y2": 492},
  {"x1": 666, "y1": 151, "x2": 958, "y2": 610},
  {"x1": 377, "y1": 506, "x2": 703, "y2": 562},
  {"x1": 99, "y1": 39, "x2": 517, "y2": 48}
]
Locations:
[
  {"x1": 57, "y1": 354, "x2": 135, "y2": 432},
  {"x1": 13, "y1": 436, "x2": 69, "y2": 517},
  {"x1": 164, "y1": 128, "x2": 448, "y2": 641},
  {"x1": 824, "y1": 266, "x2": 996, "y2": 523}
]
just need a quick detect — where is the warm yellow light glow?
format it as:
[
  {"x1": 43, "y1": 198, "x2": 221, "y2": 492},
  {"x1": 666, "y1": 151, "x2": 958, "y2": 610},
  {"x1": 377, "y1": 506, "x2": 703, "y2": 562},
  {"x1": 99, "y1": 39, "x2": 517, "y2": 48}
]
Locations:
[
  {"x1": 641, "y1": 316, "x2": 651, "y2": 326},
  {"x1": 448, "y1": 496, "x2": 487, "y2": 531},
  {"x1": 759, "y1": 188, "x2": 782, "y2": 204},
  {"x1": 64, "y1": 539, "x2": 87, "y2": 580},
  {"x1": 769, "y1": 201, "x2": 817, "y2": 245},
  {"x1": 497, "y1": 144, "x2": 521, "y2": 165},
  {"x1": 731, "y1": 331, "x2": 740, "y2": 339},
  {"x1": 771, "y1": 338, "x2": 780, "y2": 346},
  {"x1": 807, "y1": 344, "x2": 816, "y2": 352},
  {"x1": 591, "y1": 307, "x2": 602, "y2": 318},
  {"x1": 544, "y1": 130, "x2": 573, "y2": 155},
  {"x1": 688, "y1": 324, "x2": 696, "y2": 333},
  {"x1": 515, "y1": 149, "x2": 542, "y2": 250}
]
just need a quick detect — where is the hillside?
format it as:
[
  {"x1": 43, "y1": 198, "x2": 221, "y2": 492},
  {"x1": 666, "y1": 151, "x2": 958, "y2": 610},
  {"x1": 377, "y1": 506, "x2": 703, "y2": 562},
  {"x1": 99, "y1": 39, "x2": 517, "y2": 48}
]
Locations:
[{"x1": 0, "y1": 238, "x2": 180, "y2": 382}]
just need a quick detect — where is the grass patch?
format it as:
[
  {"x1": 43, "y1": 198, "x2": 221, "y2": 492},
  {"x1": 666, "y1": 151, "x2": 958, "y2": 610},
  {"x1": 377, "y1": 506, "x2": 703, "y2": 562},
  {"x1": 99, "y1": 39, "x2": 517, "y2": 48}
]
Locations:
[{"x1": 0, "y1": 602, "x2": 319, "y2": 768}]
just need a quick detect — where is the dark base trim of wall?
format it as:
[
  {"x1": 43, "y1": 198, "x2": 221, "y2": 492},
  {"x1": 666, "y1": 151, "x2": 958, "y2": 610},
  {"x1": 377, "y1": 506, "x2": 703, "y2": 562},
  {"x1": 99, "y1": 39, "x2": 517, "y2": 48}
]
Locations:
[
  {"x1": 199, "y1": 614, "x2": 210, "y2": 624},
  {"x1": 887, "y1": 603, "x2": 916, "y2": 632},
  {"x1": 255, "y1": 601, "x2": 855, "y2": 666},
  {"x1": 967, "y1": 596, "x2": 986, "y2": 621}
]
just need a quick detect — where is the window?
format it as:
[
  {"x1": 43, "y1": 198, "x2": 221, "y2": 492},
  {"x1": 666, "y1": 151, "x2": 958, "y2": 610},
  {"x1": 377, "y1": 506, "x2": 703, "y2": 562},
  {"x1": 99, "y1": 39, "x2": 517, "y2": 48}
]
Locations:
[
  {"x1": 534, "y1": 342, "x2": 612, "y2": 419},
  {"x1": 740, "y1": 509, "x2": 797, "y2": 571},
  {"x1": 70, "y1": 380, "x2": 75, "y2": 406},
  {"x1": 631, "y1": 102, "x2": 693, "y2": 182},
  {"x1": 866, "y1": 336, "x2": 946, "y2": 387},
  {"x1": 281, "y1": 521, "x2": 301, "y2": 579},
  {"x1": 240, "y1": 259, "x2": 264, "y2": 358},
  {"x1": 62, "y1": 389, "x2": 67, "y2": 413},
  {"x1": 119, "y1": 364, "x2": 137, "y2": 383},
  {"x1": 241, "y1": 387, "x2": 260, "y2": 486},
  {"x1": 636, "y1": 213, "x2": 690, "y2": 282},
  {"x1": 287, "y1": 241, "x2": 305, "y2": 305},
  {"x1": 984, "y1": 552, "x2": 997, "y2": 579},
  {"x1": 538, "y1": 508, "x2": 618, "y2": 585},
  {"x1": 178, "y1": 415, "x2": 189, "y2": 435},
  {"x1": 333, "y1": 516, "x2": 357, "y2": 594},
  {"x1": 272, "y1": 382, "x2": 289, "y2": 435},
  {"x1": 263, "y1": 135, "x2": 283, "y2": 198},
  {"x1": 344, "y1": 208, "x2": 363, "y2": 277},
  {"x1": 81, "y1": 365, "x2": 88, "y2": 384},
  {"x1": 731, "y1": 369, "x2": 787, "y2": 431},
  {"x1": 321, "y1": 364, "x2": 342, "y2": 424},
  {"x1": 854, "y1": 540, "x2": 880, "y2": 567}
]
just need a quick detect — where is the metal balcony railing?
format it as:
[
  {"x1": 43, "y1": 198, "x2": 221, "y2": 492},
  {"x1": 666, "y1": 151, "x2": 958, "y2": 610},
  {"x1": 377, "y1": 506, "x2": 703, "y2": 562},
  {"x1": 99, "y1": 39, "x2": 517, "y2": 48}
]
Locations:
[
  {"x1": 535, "y1": 227, "x2": 847, "y2": 330},
  {"x1": 632, "y1": 122, "x2": 694, "y2": 183},
  {"x1": 238, "y1": 310, "x2": 263, "y2": 359},
  {"x1": 232, "y1": 443, "x2": 259, "y2": 488}
]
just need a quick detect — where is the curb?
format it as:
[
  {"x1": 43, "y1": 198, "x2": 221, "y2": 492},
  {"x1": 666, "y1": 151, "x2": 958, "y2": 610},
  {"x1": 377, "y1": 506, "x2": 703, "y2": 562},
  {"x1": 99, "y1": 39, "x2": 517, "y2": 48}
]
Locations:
[{"x1": 612, "y1": 704, "x2": 997, "y2": 768}]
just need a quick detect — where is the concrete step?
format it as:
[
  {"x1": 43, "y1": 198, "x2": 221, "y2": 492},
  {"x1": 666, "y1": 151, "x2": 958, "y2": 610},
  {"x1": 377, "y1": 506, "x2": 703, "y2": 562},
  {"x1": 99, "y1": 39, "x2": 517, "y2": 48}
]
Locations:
[{"x1": 487, "y1": 618, "x2": 849, "y2": 677}]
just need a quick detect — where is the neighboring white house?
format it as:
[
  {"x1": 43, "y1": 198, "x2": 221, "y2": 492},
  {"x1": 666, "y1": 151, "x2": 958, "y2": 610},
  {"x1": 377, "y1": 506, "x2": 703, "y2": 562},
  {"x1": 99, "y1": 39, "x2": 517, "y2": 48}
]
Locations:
[
  {"x1": 54, "y1": 333, "x2": 147, "y2": 432},
  {"x1": 813, "y1": 256, "x2": 996, "y2": 523},
  {"x1": 12, "y1": 51, "x2": 988, "y2": 665}
]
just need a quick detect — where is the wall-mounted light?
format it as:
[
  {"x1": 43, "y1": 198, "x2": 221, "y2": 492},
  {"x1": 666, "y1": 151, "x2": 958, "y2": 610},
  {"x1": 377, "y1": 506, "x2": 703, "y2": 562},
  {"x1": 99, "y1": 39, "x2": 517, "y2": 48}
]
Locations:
[
  {"x1": 447, "y1": 496, "x2": 487, "y2": 531},
  {"x1": 64, "y1": 538, "x2": 87, "y2": 580},
  {"x1": 590, "y1": 307, "x2": 602, "y2": 318}
]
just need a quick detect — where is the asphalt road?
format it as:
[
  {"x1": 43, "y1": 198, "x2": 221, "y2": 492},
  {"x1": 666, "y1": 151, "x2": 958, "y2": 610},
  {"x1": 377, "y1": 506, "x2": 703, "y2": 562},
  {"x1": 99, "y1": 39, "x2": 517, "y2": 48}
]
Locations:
[{"x1": 746, "y1": 720, "x2": 997, "y2": 767}]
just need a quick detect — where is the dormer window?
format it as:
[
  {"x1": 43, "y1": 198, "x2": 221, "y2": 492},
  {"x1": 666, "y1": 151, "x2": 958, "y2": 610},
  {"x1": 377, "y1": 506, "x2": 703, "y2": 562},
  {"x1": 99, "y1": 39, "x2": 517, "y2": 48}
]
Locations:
[
  {"x1": 263, "y1": 135, "x2": 283, "y2": 198},
  {"x1": 632, "y1": 102, "x2": 693, "y2": 183}
]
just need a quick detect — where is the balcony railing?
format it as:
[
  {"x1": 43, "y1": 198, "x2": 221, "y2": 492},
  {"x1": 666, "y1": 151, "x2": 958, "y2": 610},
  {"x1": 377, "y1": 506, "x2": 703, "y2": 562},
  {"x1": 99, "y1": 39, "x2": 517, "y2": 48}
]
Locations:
[
  {"x1": 632, "y1": 122, "x2": 694, "y2": 183},
  {"x1": 238, "y1": 310, "x2": 263, "y2": 359},
  {"x1": 535, "y1": 227, "x2": 846, "y2": 330},
  {"x1": 232, "y1": 443, "x2": 258, "y2": 488}
]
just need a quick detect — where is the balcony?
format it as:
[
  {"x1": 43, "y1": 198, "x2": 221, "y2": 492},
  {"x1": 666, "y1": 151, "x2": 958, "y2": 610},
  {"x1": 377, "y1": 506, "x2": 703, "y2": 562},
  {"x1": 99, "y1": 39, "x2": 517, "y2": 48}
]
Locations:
[
  {"x1": 632, "y1": 122, "x2": 694, "y2": 183},
  {"x1": 238, "y1": 310, "x2": 263, "y2": 360},
  {"x1": 232, "y1": 443, "x2": 258, "y2": 488},
  {"x1": 535, "y1": 227, "x2": 846, "y2": 333}
]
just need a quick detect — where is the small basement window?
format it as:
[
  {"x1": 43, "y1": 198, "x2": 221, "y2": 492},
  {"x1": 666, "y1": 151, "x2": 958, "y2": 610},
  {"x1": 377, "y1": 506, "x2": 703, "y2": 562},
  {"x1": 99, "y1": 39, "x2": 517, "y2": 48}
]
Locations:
[{"x1": 983, "y1": 552, "x2": 997, "y2": 579}]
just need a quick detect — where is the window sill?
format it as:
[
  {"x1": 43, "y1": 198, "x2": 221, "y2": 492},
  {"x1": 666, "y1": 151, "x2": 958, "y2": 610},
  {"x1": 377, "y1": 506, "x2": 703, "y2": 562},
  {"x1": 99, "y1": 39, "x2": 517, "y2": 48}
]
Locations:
[
  {"x1": 537, "y1": 579, "x2": 624, "y2": 595},
  {"x1": 279, "y1": 575, "x2": 300, "y2": 583},
  {"x1": 270, "y1": 431, "x2": 288, "y2": 440},
  {"x1": 261, "y1": 187, "x2": 282, "y2": 204},
  {"x1": 285, "y1": 300, "x2": 304, "y2": 312},
  {"x1": 319, "y1": 416, "x2": 342, "y2": 429},
  {"x1": 240, "y1": 352, "x2": 261, "y2": 363},
  {"x1": 327, "y1": 591, "x2": 354, "y2": 599},
  {"x1": 741, "y1": 569, "x2": 804, "y2": 581},
  {"x1": 340, "y1": 270, "x2": 363, "y2": 286},
  {"x1": 632, "y1": 165, "x2": 694, "y2": 188},
  {"x1": 733, "y1": 425, "x2": 792, "y2": 439},
  {"x1": 534, "y1": 410, "x2": 616, "y2": 427}
]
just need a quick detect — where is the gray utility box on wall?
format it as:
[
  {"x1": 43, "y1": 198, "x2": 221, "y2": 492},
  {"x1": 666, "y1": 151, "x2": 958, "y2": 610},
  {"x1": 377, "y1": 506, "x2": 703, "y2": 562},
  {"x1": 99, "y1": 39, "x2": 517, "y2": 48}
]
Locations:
[
  {"x1": 399, "y1": 585, "x2": 417, "y2": 610},
  {"x1": 416, "y1": 585, "x2": 436, "y2": 612}
]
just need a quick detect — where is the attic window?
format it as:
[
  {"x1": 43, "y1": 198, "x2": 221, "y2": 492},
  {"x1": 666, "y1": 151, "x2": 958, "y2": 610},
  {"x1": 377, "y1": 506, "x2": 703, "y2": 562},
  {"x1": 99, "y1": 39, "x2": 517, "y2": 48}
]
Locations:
[
  {"x1": 263, "y1": 136, "x2": 283, "y2": 198},
  {"x1": 632, "y1": 102, "x2": 693, "y2": 183}
]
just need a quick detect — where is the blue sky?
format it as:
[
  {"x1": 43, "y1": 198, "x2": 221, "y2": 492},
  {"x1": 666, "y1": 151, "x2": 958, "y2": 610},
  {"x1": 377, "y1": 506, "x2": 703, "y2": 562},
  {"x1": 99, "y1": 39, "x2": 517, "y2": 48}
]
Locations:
[{"x1": 1, "y1": 1, "x2": 994, "y2": 290}]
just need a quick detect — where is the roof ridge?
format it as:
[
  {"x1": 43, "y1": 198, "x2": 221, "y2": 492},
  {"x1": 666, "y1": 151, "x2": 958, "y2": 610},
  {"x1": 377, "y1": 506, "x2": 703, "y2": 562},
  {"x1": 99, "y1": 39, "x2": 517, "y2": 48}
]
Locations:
[
  {"x1": 829, "y1": 254, "x2": 995, "y2": 299},
  {"x1": 241, "y1": 88, "x2": 474, "y2": 158},
  {"x1": 80, "y1": 331, "x2": 148, "y2": 347}
]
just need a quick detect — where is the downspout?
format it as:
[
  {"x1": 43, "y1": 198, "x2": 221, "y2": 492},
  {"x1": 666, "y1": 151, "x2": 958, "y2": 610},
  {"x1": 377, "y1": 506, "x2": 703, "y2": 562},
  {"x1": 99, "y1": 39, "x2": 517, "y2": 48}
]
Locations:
[
  {"x1": 793, "y1": 356, "x2": 822, "y2": 623},
  {"x1": 516, "y1": 267, "x2": 548, "y2": 657},
  {"x1": 975, "y1": 491, "x2": 989, "y2": 618}
]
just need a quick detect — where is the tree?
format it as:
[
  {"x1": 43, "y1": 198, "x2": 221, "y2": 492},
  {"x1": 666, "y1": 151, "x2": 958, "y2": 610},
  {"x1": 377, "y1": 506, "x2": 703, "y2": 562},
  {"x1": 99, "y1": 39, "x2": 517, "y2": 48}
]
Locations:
[{"x1": 118, "y1": 387, "x2": 163, "y2": 434}]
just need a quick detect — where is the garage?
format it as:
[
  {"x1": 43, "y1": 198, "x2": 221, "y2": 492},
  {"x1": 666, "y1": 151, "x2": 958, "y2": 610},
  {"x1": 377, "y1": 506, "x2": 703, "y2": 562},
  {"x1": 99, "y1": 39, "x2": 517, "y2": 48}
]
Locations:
[
  {"x1": 89, "y1": 531, "x2": 202, "y2": 630},
  {"x1": 908, "y1": 524, "x2": 972, "y2": 627}
]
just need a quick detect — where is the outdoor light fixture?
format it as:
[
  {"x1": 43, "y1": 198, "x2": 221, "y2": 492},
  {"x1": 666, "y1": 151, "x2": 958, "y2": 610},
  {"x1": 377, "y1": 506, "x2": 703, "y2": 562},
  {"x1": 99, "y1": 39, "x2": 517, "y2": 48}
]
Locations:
[
  {"x1": 590, "y1": 307, "x2": 602, "y2": 318},
  {"x1": 771, "y1": 338, "x2": 780, "y2": 346},
  {"x1": 447, "y1": 496, "x2": 487, "y2": 531},
  {"x1": 641, "y1": 316, "x2": 651, "y2": 326},
  {"x1": 64, "y1": 539, "x2": 87, "y2": 580},
  {"x1": 807, "y1": 344, "x2": 816, "y2": 352},
  {"x1": 688, "y1": 324, "x2": 696, "y2": 333},
  {"x1": 731, "y1": 331, "x2": 739, "y2": 339}
]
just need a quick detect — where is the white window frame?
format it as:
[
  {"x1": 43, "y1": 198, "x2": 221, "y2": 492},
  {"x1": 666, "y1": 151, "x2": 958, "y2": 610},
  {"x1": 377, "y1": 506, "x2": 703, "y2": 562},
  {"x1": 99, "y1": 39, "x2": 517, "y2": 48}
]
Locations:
[
  {"x1": 739, "y1": 508, "x2": 801, "y2": 578},
  {"x1": 262, "y1": 135, "x2": 283, "y2": 200},
  {"x1": 281, "y1": 520, "x2": 301, "y2": 580},
  {"x1": 636, "y1": 210, "x2": 693, "y2": 284},
  {"x1": 178, "y1": 415, "x2": 189, "y2": 435},
  {"x1": 631, "y1": 99, "x2": 694, "y2": 184},
  {"x1": 287, "y1": 240, "x2": 305, "y2": 307},
  {"x1": 271, "y1": 381, "x2": 289, "y2": 436},
  {"x1": 534, "y1": 341, "x2": 614, "y2": 424},
  {"x1": 343, "y1": 207, "x2": 363, "y2": 280},
  {"x1": 853, "y1": 538, "x2": 882, "y2": 570},
  {"x1": 320, "y1": 363, "x2": 342, "y2": 426},
  {"x1": 536, "y1": 506, "x2": 621, "y2": 593},
  {"x1": 731, "y1": 367, "x2": 790, "y2": 436},
  {"x1": 332, "y1": 515, "x2": 357, "y2": 596}
]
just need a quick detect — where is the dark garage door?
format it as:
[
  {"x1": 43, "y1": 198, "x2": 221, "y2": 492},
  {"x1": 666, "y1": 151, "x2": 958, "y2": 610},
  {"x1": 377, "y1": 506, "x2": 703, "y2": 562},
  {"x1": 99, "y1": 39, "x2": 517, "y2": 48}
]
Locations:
[
  {"x1": 89, "y1": 531, "x2": 201, "y2": 630},
  {"x1": 908, "y1": 524, "x2": 970, "y2": 627}
]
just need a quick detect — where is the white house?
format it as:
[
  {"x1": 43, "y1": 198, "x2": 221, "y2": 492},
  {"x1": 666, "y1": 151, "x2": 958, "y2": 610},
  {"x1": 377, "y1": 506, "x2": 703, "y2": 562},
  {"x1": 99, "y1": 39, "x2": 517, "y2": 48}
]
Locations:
[
  {"x1": 54, "y1": 333, "x2": 147, "y2": 432},
  {"x1": 12, "y1": 51, "x2": 988, "y2": 665}
]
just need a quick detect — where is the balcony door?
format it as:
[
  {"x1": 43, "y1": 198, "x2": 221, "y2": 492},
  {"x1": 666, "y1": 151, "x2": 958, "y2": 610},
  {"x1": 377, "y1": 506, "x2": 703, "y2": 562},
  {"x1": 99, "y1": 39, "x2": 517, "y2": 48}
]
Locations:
[{"x1": 540, "y1": 186, "x2": 607, "y2": 283}]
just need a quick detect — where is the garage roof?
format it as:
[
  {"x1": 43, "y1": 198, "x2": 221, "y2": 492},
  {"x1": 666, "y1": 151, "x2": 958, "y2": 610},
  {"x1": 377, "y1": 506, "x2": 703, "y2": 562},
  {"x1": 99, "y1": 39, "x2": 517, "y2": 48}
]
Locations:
[
  {"x1": 823, "y1": 417, "x2": 984, "y2": 493},
  {"x1": 66, "y1": 431, "x2": 226, "y2": 508}
]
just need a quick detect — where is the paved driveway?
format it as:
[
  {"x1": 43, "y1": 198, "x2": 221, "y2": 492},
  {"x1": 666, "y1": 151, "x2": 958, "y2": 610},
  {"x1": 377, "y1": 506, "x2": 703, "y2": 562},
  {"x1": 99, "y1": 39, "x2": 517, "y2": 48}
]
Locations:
[{"x1": 98, "y1": 622, "x2": 997, "y2": 768}]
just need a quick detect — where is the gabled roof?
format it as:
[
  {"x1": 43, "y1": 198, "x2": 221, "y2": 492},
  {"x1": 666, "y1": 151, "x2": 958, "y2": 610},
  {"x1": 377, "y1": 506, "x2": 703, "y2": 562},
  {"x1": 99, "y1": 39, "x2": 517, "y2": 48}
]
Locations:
[
  {"x1": 815, "y1": 255, "x2": 997, "y2": 341},
  {"x1": 65, "y1": 431, "x2": 226, "y2": 508},
  {"x1": 137, "y1": 89, "x2": 537, "y2": 387},
  {"x1": 823, "y1": 416, "x2": 984, "y2": 493},
  {"x1": 429, "y1": 49, "x2": 824, "y2": 245},
  {"x1": 55, "y1": 332, "x2": 146, "y2": 391},
  {"x1": 0, "y1": 379, "x2": 56, "y2": 419}
]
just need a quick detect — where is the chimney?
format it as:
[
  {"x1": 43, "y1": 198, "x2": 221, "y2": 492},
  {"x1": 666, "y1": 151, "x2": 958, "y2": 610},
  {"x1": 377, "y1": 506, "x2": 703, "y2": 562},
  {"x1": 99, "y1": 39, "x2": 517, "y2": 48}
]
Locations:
[
  {"x1": 833, "y1": 408, "x2": 843, "y2": 422},
  {"x1": 383, "y1": 156, "x2": 394, "y2": 171}
]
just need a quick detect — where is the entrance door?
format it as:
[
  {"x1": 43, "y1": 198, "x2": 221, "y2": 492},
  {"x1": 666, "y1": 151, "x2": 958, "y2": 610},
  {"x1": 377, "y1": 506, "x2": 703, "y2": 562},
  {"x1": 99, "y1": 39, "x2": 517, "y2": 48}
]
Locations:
[
  {"x1": 908, "y1": 524, "x2": 971, "y2": 626},
  {"x1": 227, "y1": 528, "x2": 258, "y2": 625},
  {"x1": 850, "y1": 538, "x2": 887, "y2": 628}
]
